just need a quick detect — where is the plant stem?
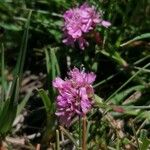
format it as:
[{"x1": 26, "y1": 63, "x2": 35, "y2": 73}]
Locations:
[
  {"x1": 0, "y1": 138, "x2": 3, "y2": 150},
  {"x1": 56, "y1": 130, "x2": 60, "y2": 150},
  {"x1": 82, "y1": 115, "x2": 87, "y2": 150},
  {"x1": 36, "y1": 144, "x2": 41, "y2": 150},
  {"x1": 79, "y1": 116, "x2": 82, "y2": 148}
]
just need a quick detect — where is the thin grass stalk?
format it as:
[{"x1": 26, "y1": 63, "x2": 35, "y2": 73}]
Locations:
[
  {"x1": 60, "y1": 130, "x2": 65, "y2": 150},
  {"x1": 93, "y1": 72, "x2": 120, "y2": 88},
  {"x1": 93, "y1": 58, "x2": 149, "y2": 88},
  {"x1": 106, "y1": 62, "x2": 150, "y2": 103},
  {"x1": 134, "y1": 55, "x2": 150, "y2": 65},
  {"x1": 1, "y1": 44, "x2": 5, "y2": 101},
  {"x1": 130, "y1": 120, "x2": 140, "y2": 150},
  {"x1": 116, "y1": 138, "x2": 121, "y2": 150},
  {"x1": 14, "y1": 10, "x2": 32, "y2": 78},
  {"x1": 59, "y1": 126, "x2": 78, "y2": 148},
  {"x1": 56, "y1": 130, "x2": 60, "y2": 150}
]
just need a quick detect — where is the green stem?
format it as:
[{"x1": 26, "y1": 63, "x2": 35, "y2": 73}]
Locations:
[
  {"x1": 79, "y1": 116, "x2": 82, "y2": 148},
  {"x1": 1, "y1": 44, "x2": 5, "y2": 101},
  {"x1": 130, "y1": 120, "x2": 140, "y2": 150},
  {"x1": 82, "y1": 115, "x2": 87, "y2": 150},
  {"x1": 56, "y1": 130, "x2": 60, "y2": 150}
]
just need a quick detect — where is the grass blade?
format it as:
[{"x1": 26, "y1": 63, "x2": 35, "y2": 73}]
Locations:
[
  {"x1": 56, "y1": 130, "x2": 60, "y2": 150},
  {"x1": 45, "y1": 47, "x2": 60, "y2": 99},
  {"x1": 1, "y1": 44, "x2": 5, "y2": 101},
  {"x1": 120, "y1": 33, "x2": 150, "y2": 47},
  {"x1": 0, "y1": 78, "x2": 19, "y2": 135},
  {"x1": 106, "y1": 63, "x2": 150, "y2": 103},
  {"x1": 17, "y1": 90, "x2": 32, "y2": 115},
  {"x1": 14, "y1": 10, "x2": 32, "y2": 77},
  {"x1": 38, "y1": 89, "x2": 52, "y2": 113},
  {"x1": 59, "y1": 126, "x2": 79, "y2": 148}
]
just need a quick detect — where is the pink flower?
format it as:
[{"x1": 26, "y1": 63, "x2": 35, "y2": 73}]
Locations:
[
  {"x1": 62, "y1": 3, "x2": 111, "y2": 50},
  {"x1": 53, "y1": 68, "x2": 96, "y2": 126}
]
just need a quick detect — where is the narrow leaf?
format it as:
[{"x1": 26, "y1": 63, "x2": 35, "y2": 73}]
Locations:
[
  {"x1": 120, "y1": 33, "x2": 150, "y2": 47},
  {"x1": 59, "y1": 126, "x2": 79, "y2": 148},
  {"x1": 38, "y1": 89, "x2": 52, "y2": 113},
  {"x1": 14, "y1": 10, "x2": 32, "y2": 77},
  {"x1": 1, "y1": 44, "x2": 5, "y2": 101},
  {"x1": 17, "y1": 90, "x2": 32, "y2": 115}
]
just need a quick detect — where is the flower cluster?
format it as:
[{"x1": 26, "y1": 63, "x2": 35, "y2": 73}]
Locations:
[
  {"x1": 53, "y1": 68, "x2": 96, "y2": 126},
  {"x1": 62, "y1": 3, "x2": 111, "y2": 49}
]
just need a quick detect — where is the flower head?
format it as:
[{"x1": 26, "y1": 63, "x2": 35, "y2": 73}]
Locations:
[
  {"x1": 53, "y1": 68, "x2": 96, "y2": 126},
  {"x1": 62, "y1": 3, "x2": 111, "y2": 49}
]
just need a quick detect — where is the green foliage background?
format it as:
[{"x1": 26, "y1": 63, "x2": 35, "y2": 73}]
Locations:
[{"x1": 0, "y1": 0, "x2": 150, "y2": 149}]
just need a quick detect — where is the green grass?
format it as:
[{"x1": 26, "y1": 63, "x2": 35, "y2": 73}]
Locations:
[{"x1": 0, "y1": 0, "x2": 150, "y2": 149}]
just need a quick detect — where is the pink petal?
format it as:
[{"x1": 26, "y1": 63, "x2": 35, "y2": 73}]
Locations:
[{"x1": 101, "y1": 20, "x2": 111, "y2": 28}]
